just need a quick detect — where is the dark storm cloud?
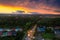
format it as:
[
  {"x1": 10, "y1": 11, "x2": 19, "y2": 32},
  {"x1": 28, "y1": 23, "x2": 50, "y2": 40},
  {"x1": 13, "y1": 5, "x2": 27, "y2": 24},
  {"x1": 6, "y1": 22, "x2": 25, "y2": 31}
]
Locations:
[{"x1": 0, "y1": 0, "x2": 60, "y2": 9}]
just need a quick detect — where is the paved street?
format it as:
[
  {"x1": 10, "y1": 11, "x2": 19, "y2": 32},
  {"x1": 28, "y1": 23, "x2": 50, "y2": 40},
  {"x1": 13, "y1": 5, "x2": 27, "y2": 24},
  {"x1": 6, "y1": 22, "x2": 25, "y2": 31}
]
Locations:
[
  {"x1": 22, "y1": 17, "x2": 41, "y2": 40},
  {"x1": 22, "y1": 25, "x2": 37, "y2": 40}
]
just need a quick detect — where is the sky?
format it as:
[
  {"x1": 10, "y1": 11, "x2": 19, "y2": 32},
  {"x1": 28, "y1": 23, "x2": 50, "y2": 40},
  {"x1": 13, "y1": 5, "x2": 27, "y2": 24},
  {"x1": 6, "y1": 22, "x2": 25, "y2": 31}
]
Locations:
[{"x1": 0, "y1": 0, "x2": 60, "y2": 14}]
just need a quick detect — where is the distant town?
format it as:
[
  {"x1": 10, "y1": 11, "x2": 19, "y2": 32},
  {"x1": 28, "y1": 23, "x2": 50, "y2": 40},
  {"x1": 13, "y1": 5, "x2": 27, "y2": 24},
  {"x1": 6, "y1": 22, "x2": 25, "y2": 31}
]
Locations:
[{"x1": 0, "y1": 13, "x2": 60, "y2": 40}]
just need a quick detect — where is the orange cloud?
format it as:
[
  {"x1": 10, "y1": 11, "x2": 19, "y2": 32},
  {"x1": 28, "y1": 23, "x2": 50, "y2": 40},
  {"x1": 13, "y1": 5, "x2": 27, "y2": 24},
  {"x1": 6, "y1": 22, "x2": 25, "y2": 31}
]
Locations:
[
  {"x1": 0, "y1": 0, "x2": 60, "y2": 14},
  {"x1": 0, "y1": 3, "x2": 60, "y2": 14}
]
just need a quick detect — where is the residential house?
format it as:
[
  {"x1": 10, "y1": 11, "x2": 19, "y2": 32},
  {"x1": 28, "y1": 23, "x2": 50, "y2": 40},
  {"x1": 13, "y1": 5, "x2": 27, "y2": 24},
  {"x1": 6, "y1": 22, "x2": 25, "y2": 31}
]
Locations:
[{"x1": 37, "y1": 26, "x2": 46, "y2": 32}]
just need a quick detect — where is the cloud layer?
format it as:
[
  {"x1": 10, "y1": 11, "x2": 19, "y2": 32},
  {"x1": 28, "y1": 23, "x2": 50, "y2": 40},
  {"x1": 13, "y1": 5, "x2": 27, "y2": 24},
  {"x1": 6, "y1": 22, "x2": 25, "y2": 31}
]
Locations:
[{"x1": 0, "y1": 0, "x2": 60, "y2": 14}]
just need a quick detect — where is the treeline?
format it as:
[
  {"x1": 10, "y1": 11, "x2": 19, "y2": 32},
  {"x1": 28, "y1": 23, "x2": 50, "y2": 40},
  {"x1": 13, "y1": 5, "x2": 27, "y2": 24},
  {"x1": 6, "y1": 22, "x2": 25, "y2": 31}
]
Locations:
[
  {"x1": 37, "y1": 18, "x2": 60, "y2": 27},
  {"x1": 0, "y1": 16, "x2": 60, "y2": 28},
  {"x1": 0, "y1": 16, "x2": 38, "y2": 28}
]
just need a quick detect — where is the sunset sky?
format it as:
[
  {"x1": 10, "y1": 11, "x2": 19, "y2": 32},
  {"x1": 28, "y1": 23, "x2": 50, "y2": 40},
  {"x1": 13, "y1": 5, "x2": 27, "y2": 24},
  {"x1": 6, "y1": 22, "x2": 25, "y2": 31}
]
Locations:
[{"x1": 0, "y1": 0, "x2": 60, "y2": 14}]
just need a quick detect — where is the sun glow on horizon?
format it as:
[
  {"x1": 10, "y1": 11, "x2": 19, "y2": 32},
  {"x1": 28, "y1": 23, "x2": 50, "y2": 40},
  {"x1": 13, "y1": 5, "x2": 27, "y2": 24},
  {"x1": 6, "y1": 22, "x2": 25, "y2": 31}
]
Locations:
[
  {"x1": 0, "y1": 5, "x2": 30, "y2": 14},
  {"x1": 0, "y1": 5, "x2": 59, "y2": 14}
]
